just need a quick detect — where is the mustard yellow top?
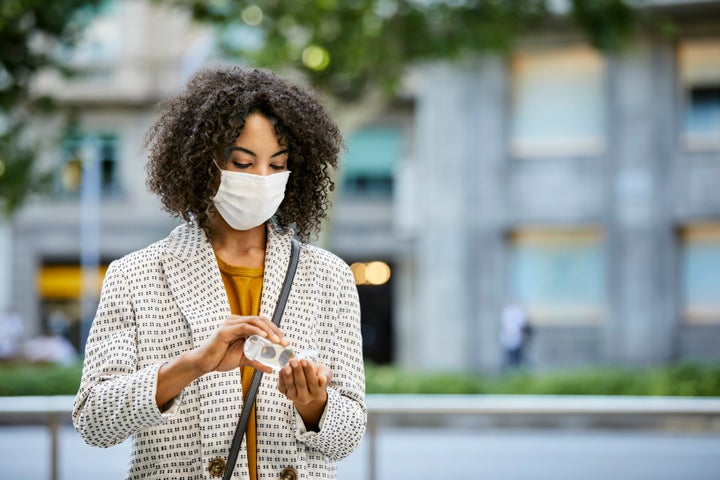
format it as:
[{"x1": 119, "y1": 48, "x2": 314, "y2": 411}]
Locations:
[{"x1": 215, "y1": 255, "x2": 263, "y2": 480}]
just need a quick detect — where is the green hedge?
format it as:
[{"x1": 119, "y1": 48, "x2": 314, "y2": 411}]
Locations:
[
  {"x1": 1, "y1": 360, "x2": 719, "y2": 397},
  {"x1": 364, "y1": 362, "x2": 720, "y2": 396},
  {"x1": 0, "y1": 361, "x2": 83, "y2": 396}
]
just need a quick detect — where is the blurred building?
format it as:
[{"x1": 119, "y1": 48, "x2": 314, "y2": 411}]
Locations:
[
  {"x1": 4, "y1": 0, "x2": 720, "y2": 371},
  {"x1": 7, "y1": 1, "x2": 193, "y2": 349},
  {"x1": 379, "y1": 0, "x2": 720, "y2": 371}
]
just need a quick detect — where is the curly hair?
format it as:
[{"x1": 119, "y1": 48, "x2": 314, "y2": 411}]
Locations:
[{"x1": 145, "y1": 66, "x2": 344, "y2": 242}]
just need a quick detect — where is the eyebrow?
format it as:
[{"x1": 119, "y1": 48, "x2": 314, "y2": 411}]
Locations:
[{"x1": 230, "y1": 146, "x2": 289, "y2": 158}]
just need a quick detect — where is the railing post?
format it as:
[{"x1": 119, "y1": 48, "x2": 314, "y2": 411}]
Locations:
[
  {"x1": 49, "y1": 411, "x2": 59, "y2": 480},
  {"x1": 367, "y1": 412, "x2": 378, "y2": 480}
]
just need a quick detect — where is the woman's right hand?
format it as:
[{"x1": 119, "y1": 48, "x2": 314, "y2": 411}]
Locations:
[
  {"x1": 191, "y1": 315, "x2": 286, "y2": 374},
  {"x1": 156, "y1": 315, "x2": 285, "y2": 410}
]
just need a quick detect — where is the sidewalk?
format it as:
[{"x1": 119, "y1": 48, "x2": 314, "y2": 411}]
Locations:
[{"x1": 1, "y1": 424, "x2": 719, "y2": 479}]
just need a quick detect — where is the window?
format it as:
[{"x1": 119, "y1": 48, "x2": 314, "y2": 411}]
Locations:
[
  {"x1": 510, "y1": 46, "x2": 606, "y2": 158},
  {"x1": 680, "y1": 225, "x2": 720, "y2": 325},
  {"x1": 60, "y1": 1, "x2": 121, "y2": 73},
  {"x1": 679, "y1": 40, "x2": 720, "y2": 151},
  {"x1": 341, "y1": 126, "x2": 400, "y2": 197},
  {"x1": 508, "y1": 229, "x2": 605, "y2": 325},
  {"x1": 57, "y1": 134, "x2": 120, "y2": 197},
  {"x1": 37, "y1": 262, "x2": 109, "y2": 351}
]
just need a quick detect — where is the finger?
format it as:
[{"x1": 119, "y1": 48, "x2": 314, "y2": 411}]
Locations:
[
  {"x1": 257, "y1": 316, "x2": 288, "y2": 345},
  {"x1": 247, "y1": 359, "x2": 274, "y2": 374},
  {"x1": 221, "y1": 321, "x2": 282, "y2": 345},
  {"x1": 277, "y1": 372, "x2": 288, "y2": 394},
  {"x1": 316, "y1": 364, "x2": 331, "y2": 388},
  {"x1": 220, "y1": 324, "x2": 273, "y2": 344},
  {"x1": 290, "y1": 359, "x2": 310, "y2": 399},
  {"x1": 301, "y1": 359, "x2": 321, "y2": 394},
  {"x1": 281, "y1": 363, "x2": 297, "y2": 398},
  {"x1": 224, "y1": 315, "x2": 284, "y2": 343}
]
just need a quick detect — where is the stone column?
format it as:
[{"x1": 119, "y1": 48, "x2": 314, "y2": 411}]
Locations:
[
  {"x1": 409, "y1": 59, "x2": 508, "y2": 371},
  {"x1": 0, "y1": 221, "x2": 11, "y2": 312},
  {"x1": 605, "y1": 36, "x2": 677, "y2": 364}
]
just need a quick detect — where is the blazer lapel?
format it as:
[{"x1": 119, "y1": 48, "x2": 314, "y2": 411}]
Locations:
[
  {"x1": 161, "y1": 223, "x2": 230, "y2": 346},
  {"x1": 161, "y1": 223, "x2": 244, "y2": 457},
  {"x1": 259, "y1": 224, "x2": 294, "y2": 322}
]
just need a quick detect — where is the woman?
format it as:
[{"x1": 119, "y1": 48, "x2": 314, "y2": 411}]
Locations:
[{"x1": 73, "y1": 66, "x2": 366, "y2": 479}]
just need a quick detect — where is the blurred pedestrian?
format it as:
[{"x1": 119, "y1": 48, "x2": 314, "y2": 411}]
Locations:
[
  {"x1": 23, "y1": 334, "x2": 77, "y2": 365},
  {"x1": 22, "y1": 309, "x2": 77, "y2": 365},
  {"x1": 73, "y1": 66, "x2": 365, "y2": 480},
  {"x1": 0, "y1": 308, "x2": 24, "y2": 360},
  {"x1": 499, "y1": 303, "x2": 532, "y2": 370}
]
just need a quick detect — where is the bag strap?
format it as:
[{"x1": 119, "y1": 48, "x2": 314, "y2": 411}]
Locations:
[{"x1": 222, "y1": 237, "x2": 301, "y2": 480}]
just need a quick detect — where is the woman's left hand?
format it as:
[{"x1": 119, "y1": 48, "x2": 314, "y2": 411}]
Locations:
[{"x1": 278, "y1": 358, "x2": 331, "y2": 431}]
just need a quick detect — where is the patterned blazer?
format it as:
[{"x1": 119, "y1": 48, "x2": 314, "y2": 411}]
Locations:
[{"x1": 73, "y1": 222, "x2": 366, "y2": 479}]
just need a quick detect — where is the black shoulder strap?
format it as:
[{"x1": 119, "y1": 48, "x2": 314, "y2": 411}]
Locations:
[{"x1": 223, "y1": 237, "x2": 301, "y2": 480}]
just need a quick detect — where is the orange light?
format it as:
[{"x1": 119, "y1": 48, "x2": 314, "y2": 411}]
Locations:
[{"x1": 350, "y1": 261, "x2": 391, "y2": 286}]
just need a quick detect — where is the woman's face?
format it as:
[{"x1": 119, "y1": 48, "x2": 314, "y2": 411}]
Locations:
[{"x1": 223, "y1": 113, "x2": 288, "y2": 176}]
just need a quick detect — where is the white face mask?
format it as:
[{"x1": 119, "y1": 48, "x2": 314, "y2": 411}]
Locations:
[{"x1": 212, "y1": 170, "x2": 290, "y2": 231}]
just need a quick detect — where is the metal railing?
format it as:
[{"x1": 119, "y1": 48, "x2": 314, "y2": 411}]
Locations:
[
  {"x1": 364, "y1": 394, "x2": 720, "y2": 480},
  {"x1": 0, "y1": 396, "x2": 75, "y2": 480},
  {"x1": 2, "y1": 394, "x2": 720, "y2": 480}
]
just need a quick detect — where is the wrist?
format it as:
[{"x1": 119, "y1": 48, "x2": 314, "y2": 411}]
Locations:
[
  {"x1": 181, "y1": 348, "x2": 209, "y2": 378},
  {"x1": 295, "y1": 395, "x2": 327, "y2": 432}
]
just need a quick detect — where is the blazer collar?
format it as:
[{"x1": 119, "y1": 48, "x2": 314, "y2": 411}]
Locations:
[
  {"x1": 163, "y1": 221, "x2": 293, "y2": 262},
  {"x1": 258, "y1": 223, "x2": 296, "y2": 320},
  {"x1": 161, "y1": 222, "x2": 297, "y2": 344}
]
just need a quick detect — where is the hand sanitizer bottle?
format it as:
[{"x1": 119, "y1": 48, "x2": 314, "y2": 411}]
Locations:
[{"x1": 243, "y1": 335, "x2": 295, "y2": 371}]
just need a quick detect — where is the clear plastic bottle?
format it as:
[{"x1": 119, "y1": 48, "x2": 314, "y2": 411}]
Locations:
[{"x1": 243, "y1": 335, "x2": 296, "y2": 371}]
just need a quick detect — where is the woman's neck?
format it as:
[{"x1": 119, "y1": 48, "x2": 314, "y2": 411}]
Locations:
[{"x1": 210, "y1": 220, "x2": 267, "y2": 268}]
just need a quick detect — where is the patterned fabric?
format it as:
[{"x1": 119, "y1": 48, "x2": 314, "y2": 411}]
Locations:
[{"x1": 73, "y1": 222, "x2": 366, "y2": 479}]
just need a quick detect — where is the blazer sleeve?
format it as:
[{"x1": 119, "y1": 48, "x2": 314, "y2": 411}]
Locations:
[
  {"x1": 294, "y1": 255, "x2": 367, "y2": 460},
  {"x1": 72, "y1": 258, "x2": 176, "y2": 448}
]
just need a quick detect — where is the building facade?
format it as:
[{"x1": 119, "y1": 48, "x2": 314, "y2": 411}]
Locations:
[
  {"x1": 384, "y1": 2, "x2": 720, "y2": 371},
  {"x1": 331, "y1": 1, "x2": 720, "y2": 371},
  {"x1": 4, "y1": 0, "x2": 720, "y2": 371}
]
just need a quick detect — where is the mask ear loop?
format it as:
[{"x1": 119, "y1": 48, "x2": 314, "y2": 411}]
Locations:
[
  {"x1": 212, "y1": 157, "x2": 224, "y2": 173},
  {"x1": 207, "y1": 159, "x2": 225, "y2": 218}
]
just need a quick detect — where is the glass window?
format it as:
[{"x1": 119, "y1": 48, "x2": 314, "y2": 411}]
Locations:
[
  {"x1": 57, "y1": 134, "x2": 120, "y2": 198},
  {"x1": 60, "y1": 1, "x2": 121, "y2": 72},
  {"x1": 37, "y1": 262, "x2": 108, "y2": 351},
  {"x1": 508, "y1": 229, "x2": 605, "y2": 324},
  {"x1": 510, "y1": 46, "x2": 606, "y2": 158},
  {"x1": 341, "y1": 126, "x2": 400, "y2": 197},
  {"x1": 679, "y1": 40, "x2": 720, "y2": 152},
  {"x1": 680, "y1": 225, "x2": 720, "y2": 325}
]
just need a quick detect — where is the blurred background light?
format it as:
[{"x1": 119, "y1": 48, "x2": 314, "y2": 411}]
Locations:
[
  {"x1": 302, "y1": 44, "x2": 330, "y2": 71},
  {"x1": 241, "y1": 5, "x2": 263, "y2": 26},
  {"x1": 350, "y1": 261, "x2": 391, "y2": 286}
]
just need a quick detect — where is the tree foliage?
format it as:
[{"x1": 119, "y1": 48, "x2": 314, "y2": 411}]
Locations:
[
  {"x1": 168, "y1": 0, "x2": 643, "y2": 101},
  {"x1": 0, "y1": 0, "x2": 102, "y2": 218},
  {"x1": 0, "y1": 0, "x2": 648, "y2": 216}
]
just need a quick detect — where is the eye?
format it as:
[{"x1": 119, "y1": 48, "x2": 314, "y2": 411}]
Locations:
[
  {"x1": 270, "y1": 163, "x2": 287, "y2": 171},
  {"x1": 232, "y1": 161, "x2": 252, "y2": 169}
]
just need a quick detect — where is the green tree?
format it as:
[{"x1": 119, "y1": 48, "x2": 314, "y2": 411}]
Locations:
[
  {"x1": 165, "y1": 0, "x2": 653, "y2": 244},
  {"x1": 0, "y1": 0, "x2": 657, "y2": 216},
  {"x1": 170, "y1": 0, "x2": 645, "y2": 102},
  {"x1": 0, "y1": 0, "x2": 103, "y2": 218}
]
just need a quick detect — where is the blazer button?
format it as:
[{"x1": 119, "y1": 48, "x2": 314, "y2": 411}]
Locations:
[
  {"x1": 280, "y1": 466, "x2": 298, "y2": 480},
  {"x1": 208, "y1": 457, "x2": 226, "y2": 477}
]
